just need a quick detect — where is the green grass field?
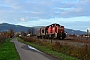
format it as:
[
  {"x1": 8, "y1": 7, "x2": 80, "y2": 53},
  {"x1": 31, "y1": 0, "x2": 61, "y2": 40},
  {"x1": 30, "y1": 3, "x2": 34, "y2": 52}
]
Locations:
[
  {"x1": 0, "y1": 38, "x2": 20, "y2": 60},
  {"x1": 18, "y1": 38, "x2": 78, "y2": 60}
]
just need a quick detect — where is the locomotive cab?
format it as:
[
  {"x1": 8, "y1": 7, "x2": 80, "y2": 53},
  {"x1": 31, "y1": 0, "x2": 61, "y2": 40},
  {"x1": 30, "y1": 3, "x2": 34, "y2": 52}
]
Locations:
[
  {"x1": 46, "y1": 23, "x2": 66, "y2": 39},
  {"x1": 36, "y1": 23, "x2": 66, "y2": 40}
]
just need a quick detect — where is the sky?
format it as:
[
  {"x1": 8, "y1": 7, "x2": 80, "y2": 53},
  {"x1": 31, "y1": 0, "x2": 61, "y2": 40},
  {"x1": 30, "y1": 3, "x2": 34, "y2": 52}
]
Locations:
[{"x1": 0, "y1": 0, "x2": 90, "y2": 31}]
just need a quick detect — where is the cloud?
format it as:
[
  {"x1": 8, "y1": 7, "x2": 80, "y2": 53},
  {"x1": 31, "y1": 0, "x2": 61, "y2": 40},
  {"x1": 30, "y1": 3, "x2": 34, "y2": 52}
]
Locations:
[
  {"x1": 59, "y1": 0, "x2": 90, "y2": 17},
  {"x1": 0, "y1": 0, "x2": 90, "y2": 31},
  {"x1": 0, "y1": 0, "x2": 89, "y2": 20},
  {"x1": 21, "y1": 18, "x2": 25, "y2": 22},
  {"x1": 16, "y1": 16, "x2": 90, "y2": 31}
]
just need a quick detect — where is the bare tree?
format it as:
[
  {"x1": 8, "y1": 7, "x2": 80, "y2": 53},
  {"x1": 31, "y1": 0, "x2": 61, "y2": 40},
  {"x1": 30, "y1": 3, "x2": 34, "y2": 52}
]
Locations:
[
  {"x1": 21, "y1": 31, "x2": 26, "y2": 36},
  {"x1": 9, "y1": 28, "x2": 14, "y2": 38},
  {"x1": 27, "y1": 27, "x2": 35, "y2": 35}
]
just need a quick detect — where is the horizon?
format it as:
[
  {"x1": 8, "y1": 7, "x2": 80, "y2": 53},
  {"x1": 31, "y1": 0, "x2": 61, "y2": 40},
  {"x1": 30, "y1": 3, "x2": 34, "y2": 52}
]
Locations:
[
  {"x1": 0, "y1": 22, "x2": 87, "y2": 32},
  {"x1": 0, "y1": 0, "x2": 90, "y2": 31}
]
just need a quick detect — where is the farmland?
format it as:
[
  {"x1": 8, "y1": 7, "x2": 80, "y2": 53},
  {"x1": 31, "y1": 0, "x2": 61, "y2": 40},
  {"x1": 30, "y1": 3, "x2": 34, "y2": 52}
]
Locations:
[{"x1": 19, "y1": 36, "x2": 90, "y2": 60}]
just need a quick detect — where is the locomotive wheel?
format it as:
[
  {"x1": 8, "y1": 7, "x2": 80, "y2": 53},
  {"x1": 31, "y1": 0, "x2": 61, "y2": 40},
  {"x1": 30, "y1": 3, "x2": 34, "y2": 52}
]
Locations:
[
  {"x1": 57, "y1": 33, "x2": 66, "y2": 40},
  {"x1": 57, "y1": 33, "x2": 61, "y2": 40},
  {"x1": 62, "y1": 33, "x2": 66, "y2": 40}
]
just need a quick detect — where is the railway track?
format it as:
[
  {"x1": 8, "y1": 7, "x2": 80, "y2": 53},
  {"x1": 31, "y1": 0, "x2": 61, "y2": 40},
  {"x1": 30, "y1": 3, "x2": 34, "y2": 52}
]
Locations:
[{"x1": 33, "y1": 36, "x2": 90, "y2": 48}]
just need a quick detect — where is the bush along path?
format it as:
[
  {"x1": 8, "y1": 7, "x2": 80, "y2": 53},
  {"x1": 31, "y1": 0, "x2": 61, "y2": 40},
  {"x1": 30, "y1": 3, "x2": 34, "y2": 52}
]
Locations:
[
  {"x1": 0, "y1": 38, "x2": 20, "y2": 60},
  {"x1": 18, "y1": 37, "x2": 79, "y2": 60}
]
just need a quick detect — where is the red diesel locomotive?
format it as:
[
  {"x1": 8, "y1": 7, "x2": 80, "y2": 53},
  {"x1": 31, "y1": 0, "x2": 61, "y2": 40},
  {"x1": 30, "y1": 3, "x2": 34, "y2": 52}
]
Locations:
[{"x1": 36, "y1": 23, "x2": 66, "y2": 40}]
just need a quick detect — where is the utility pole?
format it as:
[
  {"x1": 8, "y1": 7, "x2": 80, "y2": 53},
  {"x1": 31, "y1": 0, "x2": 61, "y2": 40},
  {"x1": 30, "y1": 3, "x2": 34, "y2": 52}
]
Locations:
[{"x1": 87, "y1": 28, "x2": 89, "y2": 40}]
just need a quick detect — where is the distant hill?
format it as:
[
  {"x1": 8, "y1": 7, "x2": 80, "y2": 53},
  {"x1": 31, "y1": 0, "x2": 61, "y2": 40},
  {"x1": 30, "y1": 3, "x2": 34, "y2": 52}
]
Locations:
[
  {"x1": 65, "y1": 28, "x2": 86, "y2": 35},
  {"x1": 0, "y1": 23, "x2": 86, "y2": 35},
  {"x1": 0, "y1": 23, "x2": 30, "y2": 32}
]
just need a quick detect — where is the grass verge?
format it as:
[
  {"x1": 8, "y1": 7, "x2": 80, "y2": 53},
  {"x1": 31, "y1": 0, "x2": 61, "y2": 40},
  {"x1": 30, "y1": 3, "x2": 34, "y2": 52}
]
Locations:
[
  {"x1": 18, "y1": 37, "x2": 78, "y2": 60},
  {"x1": 0, "y1": 38, "x2": 20, "y2": 60}
]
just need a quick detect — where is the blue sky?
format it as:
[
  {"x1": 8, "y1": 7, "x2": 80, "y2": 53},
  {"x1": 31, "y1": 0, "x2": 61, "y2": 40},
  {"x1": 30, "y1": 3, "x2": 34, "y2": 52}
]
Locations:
[{"x1": 0, "y1": 0, "x2": 90, "y2": 31}]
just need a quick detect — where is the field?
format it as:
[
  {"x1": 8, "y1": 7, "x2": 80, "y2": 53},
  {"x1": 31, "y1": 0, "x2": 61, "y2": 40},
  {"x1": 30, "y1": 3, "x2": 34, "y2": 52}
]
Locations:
[
  {"x1": 19, "y1": 36, "x2": 90, "y2": 60},
  {"x1": 18, "y1": 37, "x2": 78, "y2": 60}
]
